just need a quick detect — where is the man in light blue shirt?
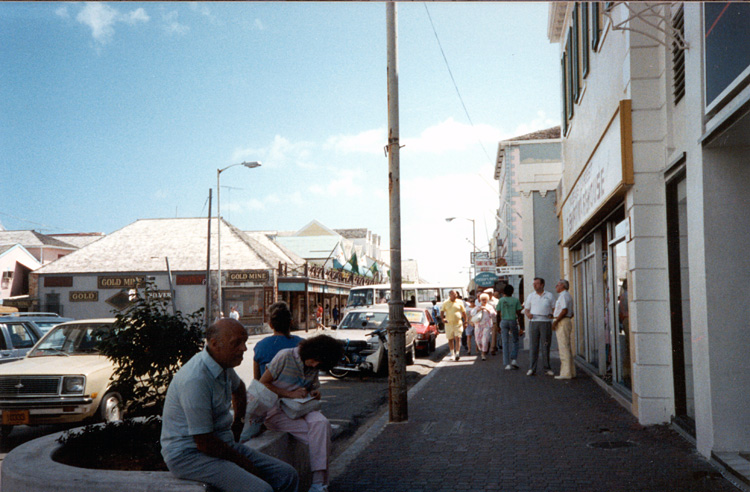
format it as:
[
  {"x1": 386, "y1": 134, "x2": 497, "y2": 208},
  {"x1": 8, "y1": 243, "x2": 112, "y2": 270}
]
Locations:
[{"x1": 161, "y1": 318, "x2": 298, "y2": 492}]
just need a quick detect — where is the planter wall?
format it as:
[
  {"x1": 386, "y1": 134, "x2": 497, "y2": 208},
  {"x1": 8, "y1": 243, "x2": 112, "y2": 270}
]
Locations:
[{"x1": 2, "y1": 428, "x2": 310, "y2": 492}]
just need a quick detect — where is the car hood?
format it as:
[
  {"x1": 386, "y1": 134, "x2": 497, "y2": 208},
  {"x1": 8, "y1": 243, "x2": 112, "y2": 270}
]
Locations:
[
  {"x1": 331, "y1": 329, "x2": 374, "y2": 342},
  {"x1": 0, "y1": 355, "x2": 114, "y2": 376}
]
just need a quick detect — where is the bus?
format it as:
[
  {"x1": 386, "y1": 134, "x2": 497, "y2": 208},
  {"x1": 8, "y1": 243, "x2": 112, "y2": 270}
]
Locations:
[{"x1": 344, "y1": 283, "x2": 466, "y2": 313}]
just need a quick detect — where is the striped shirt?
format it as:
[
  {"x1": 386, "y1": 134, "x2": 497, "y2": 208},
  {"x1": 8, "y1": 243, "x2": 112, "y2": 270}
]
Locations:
[{"x1": 266, "y1": 347, "x2": 320, "y2": 392}]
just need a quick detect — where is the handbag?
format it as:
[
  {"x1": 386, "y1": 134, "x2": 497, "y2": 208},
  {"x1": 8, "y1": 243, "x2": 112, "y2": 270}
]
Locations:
[
  {"x1": 240, "y1": 380, "x2": 279, "y2": 441},
  {"x1": 279, "y1": 395, "x2": 321, "y2": 419}
]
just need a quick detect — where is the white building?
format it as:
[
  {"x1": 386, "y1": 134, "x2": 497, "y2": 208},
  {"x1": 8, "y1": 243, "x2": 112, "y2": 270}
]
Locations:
[{"x1": 548, "y1": 1, "x2": 750, "y2": 479}]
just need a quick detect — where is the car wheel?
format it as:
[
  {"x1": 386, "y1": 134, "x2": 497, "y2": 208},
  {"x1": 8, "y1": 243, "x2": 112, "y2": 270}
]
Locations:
[
  {"x1": 405, "y1": 343, "x2": 415, "y2": 365},
  {"x1": 1, "y1": 425, "x2": 12, "y2": 438},
  {"x1": 328, "y1": 355, "x2": 351, "y2": 379},
  {"x1": 99, "y1": 392, "x2": 124, "y2": 423}
]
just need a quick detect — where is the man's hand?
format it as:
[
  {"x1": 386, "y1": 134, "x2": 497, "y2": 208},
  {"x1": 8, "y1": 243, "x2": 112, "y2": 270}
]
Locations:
[
  {"x1": 310, "y1": 389, "x2": 321, "y2": 400},
  {"x1": 231, "y1": 419, "x2": 244, "y2": 442}
]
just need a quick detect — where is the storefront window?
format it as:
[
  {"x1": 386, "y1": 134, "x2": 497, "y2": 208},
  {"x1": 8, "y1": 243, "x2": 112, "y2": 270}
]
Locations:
[
  {"x1": 667, "y1": 173, "x2": 694, "y2": 427},
  {"x1": 573, "y1": 235, "x2": 600, "y2": 369},
  {"x1": 610, "y1": 218, "x2": 631, "y2": 390},
  {"x1": 224, "y1": 288, "x2": 264, "y2": 324}
]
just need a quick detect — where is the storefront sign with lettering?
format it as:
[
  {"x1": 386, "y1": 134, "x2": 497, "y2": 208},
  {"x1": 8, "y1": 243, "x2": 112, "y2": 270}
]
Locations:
[
  {"x1": 227, "y1": 270, "x2": 270, "y2": 284},
  {"x1": 44, "y1": 276, "x2": 73, "y2": 288},
  {"x1": 69, "y1": 291, "x2": 98, "y2": 302},
  {"x1": 147, "y1": 290, "x2": 172, "y2": 300},
  {"x1": 176, "y1": 274, "x2": 206, "y2": 285},
  {"x1": 98, "y1": 276, "x2": 145, "y2": 289}
]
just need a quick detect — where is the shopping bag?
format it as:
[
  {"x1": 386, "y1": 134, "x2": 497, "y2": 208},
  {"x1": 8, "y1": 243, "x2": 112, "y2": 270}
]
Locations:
[{"x1": 279, "y1": 395, "x2": 321, "y2": 419}]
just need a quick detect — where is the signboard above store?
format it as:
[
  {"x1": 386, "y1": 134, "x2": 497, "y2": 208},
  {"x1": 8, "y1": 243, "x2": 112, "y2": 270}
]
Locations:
[
  {"x1": 227, "y1": 270, "x2": 270, "y2": 284},
  {"x1": 496, "y1": 266, "x2": 524, "y2": 276},
  {"x1": 560, "y1": 100, "x2": 633, "y2": 245},
  {"x1": 475, "y1": 271, "x2": 498, "y2": 287},
  {"x1": 98, "y1": 276, "x2": 145, "y2": 289}
]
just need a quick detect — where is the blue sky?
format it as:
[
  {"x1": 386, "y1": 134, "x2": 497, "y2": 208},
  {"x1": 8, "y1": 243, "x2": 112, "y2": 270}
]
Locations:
[{"x1": 1, "y1": 2, "x2": 561, "y2": 286}]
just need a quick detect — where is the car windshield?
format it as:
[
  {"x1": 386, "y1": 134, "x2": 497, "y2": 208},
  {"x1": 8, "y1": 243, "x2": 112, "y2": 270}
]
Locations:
[
  {"x1": 28, "y1": 323, "x2": 113, "y2": 357},
  {"x1": 338, "y1": 312, "x2": 388, "y2": 330},
  {"x1": 34, "y1": 321, "x2": 65, "y2": 334}
]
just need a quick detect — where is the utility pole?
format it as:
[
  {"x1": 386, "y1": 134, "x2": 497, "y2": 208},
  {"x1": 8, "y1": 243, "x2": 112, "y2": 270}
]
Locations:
[
  {"x1": 206, "y1": 188, "x2": 212, "y2": 325},
  {"x1": 386, "y1": 1, "x2": 408, "y2": 423}
]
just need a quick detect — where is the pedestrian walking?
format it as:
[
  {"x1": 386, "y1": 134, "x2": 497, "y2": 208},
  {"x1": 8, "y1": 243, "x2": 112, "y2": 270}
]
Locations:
[
  {"x1": 496, "y1": 284, "x2": 523, "y2": 370},
  {"x1": 229, "y1": 306, "x2": 240, "y2": 320},
  {"x1": 316, "y1": 303, "x2": 324, "y2": 330},
  {"x1": 524, "y1": 277, "x2": 556, "y2": 376},
  {"x1": 472, "y1": 293, "x2": 496, "y2": 360},
  {"x1": 552, "y1": 279, "x2": 576, "y2": 380},
  {"x1": 441, "y1": 290, "x2": 467, "y2": 361},
  {"x1": 465, "y1": 297, "x2": 476, "y2": 355},
  {"x1": 332, "y1": 305, "x2": 340, "y2": 325}
]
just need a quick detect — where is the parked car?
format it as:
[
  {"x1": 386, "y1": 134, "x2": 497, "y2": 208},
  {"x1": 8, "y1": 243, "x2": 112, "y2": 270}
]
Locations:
[
  {"x1": 0, "y1": 318, "x2": 121, "y2": 438},
  {"x1": 0, "y1": 315, "x2": 46, "y2": 364},
  {"x1": 0, "y1": 312, "x2": 74, "y2": 335},
  {"x1": 331, "y1": 306, "x2": 418, "y2": 365},
  {"x1": 406, "y1": 308, "x2": 439, "y2": 355}
]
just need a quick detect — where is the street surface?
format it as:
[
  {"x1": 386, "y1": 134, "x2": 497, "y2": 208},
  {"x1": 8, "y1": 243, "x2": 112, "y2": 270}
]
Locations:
[{"x1": 0, "y1": 328, "x2": 448, "y2": 473}]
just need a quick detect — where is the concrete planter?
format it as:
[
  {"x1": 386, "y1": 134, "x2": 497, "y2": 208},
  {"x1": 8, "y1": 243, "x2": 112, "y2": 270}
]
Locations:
[{"x1": 2, "y1": 427, "x2": 310, "y2": 492}]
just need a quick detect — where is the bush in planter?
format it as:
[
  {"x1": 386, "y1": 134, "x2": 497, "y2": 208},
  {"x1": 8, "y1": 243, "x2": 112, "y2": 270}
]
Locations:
[
  {"x1": 98, "y1": 280, "x2": 206, "y2": 417},
  {"x1": 54, "y1": 282, "x2": 205, "y2": 469}
]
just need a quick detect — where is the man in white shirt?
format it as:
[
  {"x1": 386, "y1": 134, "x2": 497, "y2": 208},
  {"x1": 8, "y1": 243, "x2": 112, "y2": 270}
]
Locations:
[
  {"x1": 552, "y1": 279, "x2": 576, "y2": 380},
  {"x1": 524, "y1": 277, "x2": 556, "y2": 376}
]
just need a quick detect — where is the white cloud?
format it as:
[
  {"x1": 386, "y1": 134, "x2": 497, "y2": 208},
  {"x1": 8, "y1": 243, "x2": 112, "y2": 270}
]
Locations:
[
  {"x1": 55, "y1": 6, "x2": 69, "y2": 19},
  {"x1": 308, "y1": 170, "x2": 364, "y2": 198},
  {"x1": 254, "y1": 19, "x2": 265, "y2": 31},
  {"x1": 163, "y1": 10, "x2": 189, "y2": 35},
  {"x1": 232, "y1": 135, "x2": 317, "y2": 170},
  {"x1": 402, "y1": 118, "x2": 506, "y2": 154},
  {"x1": 325, "y1": 128, "x2": 385, "y2": 155},
  {"x1": 510, "y1": 111, "x2": 558, "y2": 138},
  {"x1": 189, "y1": 2, "x2": 218, "y2": 24},
  {"x1": 75, "y1": 2, "x2": 149, "y2": 46}
]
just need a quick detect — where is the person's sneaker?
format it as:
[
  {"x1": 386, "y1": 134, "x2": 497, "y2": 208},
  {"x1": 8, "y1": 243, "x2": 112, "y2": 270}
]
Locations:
[
  {"x1": 481, "y1": 354, "x2": 486, "y2": 361},
  {"x1": 308, "y1": 484, "x2": 328, "y2": 492},
  {"x1": 555, "y1": 375, "x2": 571, "y2": 380},
  {"x1": 546, "y1": 370, "x2": 555, "y2": 376},
  {"x1": 451, "y1": 353, "x2": 457, "y2": 361},
  {"x1": 511, "y1": 360, "x2": 519, "y2": 369},
  {"x1": 505, "y1": 364, "x2": 512, "y2": 370},
  {"x1": 455, "y1": 353, "x2": 460, "y2": 361},
  {"x1": 526, "y1": 370, "x2": 534, "y2": 376}
]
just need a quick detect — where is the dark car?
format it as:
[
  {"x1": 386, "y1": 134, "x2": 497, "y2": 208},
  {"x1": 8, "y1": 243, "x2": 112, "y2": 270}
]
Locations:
[
  {"x1": 2, "y1": 312, "x2": 74, "y2": 335},
  {"x1": 0, "y1": 316, "x2": 45, "y2": 364}
]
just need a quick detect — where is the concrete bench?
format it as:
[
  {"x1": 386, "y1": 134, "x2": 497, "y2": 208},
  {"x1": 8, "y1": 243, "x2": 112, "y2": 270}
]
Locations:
[{"x1": 1, "y1": 428, "x2": 310, "y2": 492}]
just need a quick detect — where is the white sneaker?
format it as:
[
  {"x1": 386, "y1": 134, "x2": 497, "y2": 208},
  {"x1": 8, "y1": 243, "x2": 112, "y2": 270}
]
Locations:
[
  {"x1": 505, "y1": 365, "x2": 512, "y2": 370},
  {"x1": 546, "y1": 370, "x2": 555, "y2": 376},
  {"x1": 511, "y1": 359, "x2": 519, "y2": 368},
  {"x1": 526, "y1": 369, "x2": 534, "y2": 376}
]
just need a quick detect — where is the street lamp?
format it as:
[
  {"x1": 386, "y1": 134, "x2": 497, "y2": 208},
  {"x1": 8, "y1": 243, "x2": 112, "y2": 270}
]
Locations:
[
  {"x1": 446, "y1": 216, "x2": 477, "y2": 283},
  {"x1": 217, "y1": 161, "x2": 261, "y2": 319}
]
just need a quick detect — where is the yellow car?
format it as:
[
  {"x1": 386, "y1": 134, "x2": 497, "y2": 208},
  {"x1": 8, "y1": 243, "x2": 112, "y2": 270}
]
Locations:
[{"x1": 0, "y1": 319, "x2": 122, "y2": 438}]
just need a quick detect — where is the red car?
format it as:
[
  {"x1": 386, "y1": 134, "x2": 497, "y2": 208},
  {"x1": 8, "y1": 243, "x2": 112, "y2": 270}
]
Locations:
[{"x1": 405, "y1": 308, "x2": 438, "y2": 355}]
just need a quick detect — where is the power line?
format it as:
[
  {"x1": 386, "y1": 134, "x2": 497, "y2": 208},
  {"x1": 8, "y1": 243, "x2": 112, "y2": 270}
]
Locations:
[{"x1": 423, "y1": 2, "x2": 495, "y2": 165}]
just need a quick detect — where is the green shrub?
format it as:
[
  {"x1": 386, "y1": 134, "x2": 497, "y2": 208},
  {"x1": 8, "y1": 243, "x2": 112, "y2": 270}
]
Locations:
[{"x1": 97, "y1": 281, "x2": 205, "y2": 417}]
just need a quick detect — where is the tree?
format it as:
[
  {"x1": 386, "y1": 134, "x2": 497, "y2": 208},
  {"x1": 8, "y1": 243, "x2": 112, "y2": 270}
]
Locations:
[{"x1": 97, "y1": 281, "x2": 205, "y2": 417}]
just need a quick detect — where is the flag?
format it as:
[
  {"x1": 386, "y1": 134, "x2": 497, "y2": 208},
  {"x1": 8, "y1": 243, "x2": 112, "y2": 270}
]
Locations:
[{"x1": 347, "y1": 253, "x2": 359, "y2": 275}]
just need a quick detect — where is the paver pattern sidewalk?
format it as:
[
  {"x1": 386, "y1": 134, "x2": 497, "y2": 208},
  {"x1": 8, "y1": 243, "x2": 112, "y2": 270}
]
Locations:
[{"x1": 330, "y1": 350, "x2": 740, "y2": 492}]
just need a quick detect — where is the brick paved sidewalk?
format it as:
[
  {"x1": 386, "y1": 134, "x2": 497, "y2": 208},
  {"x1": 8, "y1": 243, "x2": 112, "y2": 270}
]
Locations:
[{"x1": 330, "y1": 350, "x2": 740, "y2": 492}]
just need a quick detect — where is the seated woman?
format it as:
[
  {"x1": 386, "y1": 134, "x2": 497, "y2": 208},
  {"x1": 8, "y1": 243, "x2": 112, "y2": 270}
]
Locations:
[
  {"x1": 260, "y1": 335, "x2": 343, "y2": 492},
  {"x1": 254, "y1": 301, "x2": 303, "y2": 380}
]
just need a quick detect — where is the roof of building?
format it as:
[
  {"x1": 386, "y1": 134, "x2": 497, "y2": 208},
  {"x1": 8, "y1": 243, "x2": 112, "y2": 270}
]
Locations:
[
  {"x1": 334, "y1": 228, "x2": 368, "y2": 239},
  {"x1": 506, "y1": 126, "x2": 561, "y2": 142},
  {"x1": 49, "y1": 233, "x2": 105, "y2": 248},
  {"x1": 273, "y1": 235, "x2": 342, "y2": 260},
  {"x1": 34, "y1": 218, "x2": 302, "y2": 275},
  {"x1": 0, "y1": 230, "x2": 76, "y2": 250}
]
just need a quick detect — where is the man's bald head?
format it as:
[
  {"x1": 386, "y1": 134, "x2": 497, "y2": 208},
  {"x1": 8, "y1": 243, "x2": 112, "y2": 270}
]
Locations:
[{"x1": 206, "y1": 318, "x2": 248, "y2": 368}]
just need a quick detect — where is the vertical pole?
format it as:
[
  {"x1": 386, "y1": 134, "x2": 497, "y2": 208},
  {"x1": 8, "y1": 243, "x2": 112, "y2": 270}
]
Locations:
[
  {"x1": 165, "y1": 257, "x2": 177, "y2": 315},
  {"x1": 386, "y1": 1, "x2": 408, "y2": 423},
  {"x1": 206, "y1": 188, "x2": 212, "y2": 325},
  {"x1": 217, "y1": 169, "x2": 223, "y2": 319}
]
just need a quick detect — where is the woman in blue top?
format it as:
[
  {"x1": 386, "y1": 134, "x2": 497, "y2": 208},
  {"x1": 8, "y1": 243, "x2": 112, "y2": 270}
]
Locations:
[{"x1": 253, "y1": 301, "x2": 304, "y2": 380}]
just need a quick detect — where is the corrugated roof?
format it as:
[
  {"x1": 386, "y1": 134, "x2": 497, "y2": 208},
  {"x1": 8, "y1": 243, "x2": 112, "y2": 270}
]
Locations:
[
  {"x1": 506, "y1": 126, "x2": 561, "y2": 142},
  {"x1": 334, "y1": 228, "x2": 368, "y2": 239},
  {"x1": 49, "y1": 233, "x2": 104, "y2": 248},
  {"x1": 0, "y1": 230, "x2": 76, "y2": 249},
  {"x1": 35, "y1": 218, "x2": 300, "y2": 274}
]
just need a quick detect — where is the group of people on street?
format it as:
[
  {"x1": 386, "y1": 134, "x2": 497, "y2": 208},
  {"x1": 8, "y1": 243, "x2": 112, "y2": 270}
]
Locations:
[
  {"x1": 161, "y1": 301, "x2": 343, "y2": 492},
  {"x1": 438, "y1": 278, "x2": 576, "y2": 381}
]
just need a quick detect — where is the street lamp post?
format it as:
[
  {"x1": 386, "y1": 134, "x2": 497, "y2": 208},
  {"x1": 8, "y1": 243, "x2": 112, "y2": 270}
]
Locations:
[
  {"x1": 216, "y1": 161, "x2": 261, "y2": 319},
  {"x1": 446, "y1": 216, "x2": 476, "y2": 275}
]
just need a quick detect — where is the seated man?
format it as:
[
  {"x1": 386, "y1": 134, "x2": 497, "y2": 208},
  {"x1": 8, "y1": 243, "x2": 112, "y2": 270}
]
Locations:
[{"x1": 161, "y1": 318, "x2": 298, "y2": 492}]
